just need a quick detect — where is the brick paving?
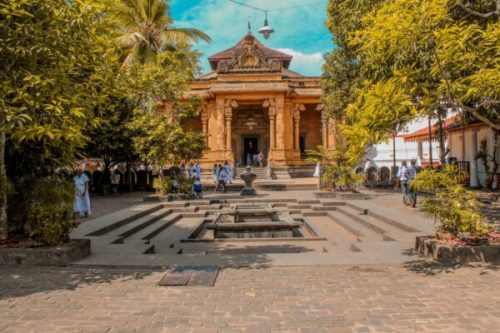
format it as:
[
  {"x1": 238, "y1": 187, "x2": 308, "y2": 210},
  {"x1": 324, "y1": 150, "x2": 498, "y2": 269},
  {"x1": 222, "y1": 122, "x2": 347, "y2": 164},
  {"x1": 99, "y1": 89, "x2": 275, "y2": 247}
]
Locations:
[{"x1": 1, "y1": 263, "x2": 499, "y2": 333}]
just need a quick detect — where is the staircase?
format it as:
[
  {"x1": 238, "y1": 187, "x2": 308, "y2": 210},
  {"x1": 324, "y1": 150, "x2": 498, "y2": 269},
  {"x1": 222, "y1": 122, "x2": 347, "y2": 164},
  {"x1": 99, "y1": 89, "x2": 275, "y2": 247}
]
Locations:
[{"x1": 236, "y1": 167, "x2": 268, "y2": 179}]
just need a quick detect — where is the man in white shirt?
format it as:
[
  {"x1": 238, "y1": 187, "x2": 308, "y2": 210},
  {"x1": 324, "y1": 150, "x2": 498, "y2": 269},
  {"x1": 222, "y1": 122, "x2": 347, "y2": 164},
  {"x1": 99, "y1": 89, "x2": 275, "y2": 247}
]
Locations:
[{"x1": 397, "y1": 160, "x2": 409, "y2": 205}]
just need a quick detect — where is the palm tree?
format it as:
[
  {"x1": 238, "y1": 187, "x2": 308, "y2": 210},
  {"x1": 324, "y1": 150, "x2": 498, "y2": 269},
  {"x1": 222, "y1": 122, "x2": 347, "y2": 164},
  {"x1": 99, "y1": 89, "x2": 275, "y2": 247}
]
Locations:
[{"x1": 113, "y1": 0, "x2": 211, "y2": 66}]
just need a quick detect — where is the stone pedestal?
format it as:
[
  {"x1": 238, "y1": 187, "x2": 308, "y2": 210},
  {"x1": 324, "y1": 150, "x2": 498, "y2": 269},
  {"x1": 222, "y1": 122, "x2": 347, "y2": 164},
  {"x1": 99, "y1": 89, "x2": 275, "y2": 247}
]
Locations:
[{"x1": 240, "y1": 166, "x2": 257, "y2": 196}]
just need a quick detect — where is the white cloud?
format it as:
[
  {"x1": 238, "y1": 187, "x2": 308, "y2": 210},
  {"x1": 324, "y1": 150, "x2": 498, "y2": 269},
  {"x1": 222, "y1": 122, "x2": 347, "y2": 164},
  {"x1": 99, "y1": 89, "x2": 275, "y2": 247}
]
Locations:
[
  {"x1": 277, "y1": 48, "x2": 324, "y2": 76},
  {"x1": 172, "y1": 0, "x2": 330, "y2": 75}
]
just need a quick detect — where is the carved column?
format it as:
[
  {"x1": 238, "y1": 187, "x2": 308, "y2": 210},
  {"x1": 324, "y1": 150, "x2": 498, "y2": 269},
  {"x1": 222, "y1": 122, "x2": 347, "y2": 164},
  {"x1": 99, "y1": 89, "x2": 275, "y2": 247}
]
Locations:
[
  {"x1": 275, "y1": 97, "x2": 285, "y2": 149},
  {"x1": 264, "y1": 99, "x2": 276, "y2": 149},
  {"x1": 317, "y1": 104, "x2": 328, "y2": 149},
  {"x1": 293, "y1": 104, "x2": 305, "y2": 151},
  {"x1": 224, "y1": 100, "x2": 238, "y2": 150},
  {"x1": 328, "y1": 117, "x2": 337, "y2": 150},
  {"x1": 201, "y1": 106, "x2": 209, "y2": 147},
  {"x1": 216, "y1": 98, "x2": 225, "y2": 150}
]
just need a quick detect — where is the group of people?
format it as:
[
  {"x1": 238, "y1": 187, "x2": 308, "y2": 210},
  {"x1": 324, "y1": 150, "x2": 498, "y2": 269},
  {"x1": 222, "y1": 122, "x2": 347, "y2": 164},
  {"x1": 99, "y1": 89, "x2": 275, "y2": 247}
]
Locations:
[
  {"x1": 246, "y1": 151, "x2": 265, "y2": 167},
  {"x1": 212, "y1": 161, "x2": 233, "y2": 193},
  {"x1": 397, "y1": 160, "x2": 419, "y2": 208}
]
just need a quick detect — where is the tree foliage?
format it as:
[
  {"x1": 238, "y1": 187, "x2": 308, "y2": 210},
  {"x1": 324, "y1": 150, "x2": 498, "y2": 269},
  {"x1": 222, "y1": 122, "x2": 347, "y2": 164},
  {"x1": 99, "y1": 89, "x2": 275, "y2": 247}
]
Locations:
[
  {"x1": 113, "y1": 0, "x2": 211, "y2": 66},
  {"x1": 323, "y1": 0, "x2": 500, "y2": 165},
  {"x1": 411, "y1": 165, "x2": 491, "y2": 235},
  {"x1": 0, "y1": 0, "x2": 209, "y2": 241}
]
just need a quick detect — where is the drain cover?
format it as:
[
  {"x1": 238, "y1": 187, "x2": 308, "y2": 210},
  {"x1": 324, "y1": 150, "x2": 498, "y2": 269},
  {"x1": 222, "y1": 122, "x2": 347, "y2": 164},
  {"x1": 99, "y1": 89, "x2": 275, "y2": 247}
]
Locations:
[{"x1": 159, "y1": 266, "x2": 219, "y2": 287}]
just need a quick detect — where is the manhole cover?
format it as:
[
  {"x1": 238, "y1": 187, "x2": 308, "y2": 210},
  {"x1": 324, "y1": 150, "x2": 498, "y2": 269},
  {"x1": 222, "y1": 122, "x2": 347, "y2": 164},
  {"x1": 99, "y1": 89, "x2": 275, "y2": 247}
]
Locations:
[{"x1": 159, "y1": 266, "x2": 219, "y2": 287}]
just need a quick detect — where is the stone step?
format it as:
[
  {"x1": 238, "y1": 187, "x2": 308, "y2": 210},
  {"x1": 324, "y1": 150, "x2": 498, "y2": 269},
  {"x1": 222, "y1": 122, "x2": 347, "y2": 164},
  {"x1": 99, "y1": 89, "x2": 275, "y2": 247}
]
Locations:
[
  {"x1": 117, "y1": 208, "x2": 174, "y2": 239},
  {"x1": 287, "y1": 205, "x2": 312, "y2": 209},
  {"x1": 86, "y1": 205, "x2": 164, "y2": 236},
  {"x1": 326, "y1": 211, "x2": 365, "y2": 239},
  {"x1": 345, "y1": 202, "x2": 421, "y2": 233},
  {"x1": 336, "y1": 206, "x2": 387, "y2": 234},
  {"x1": 312, "y1": 206, "x2": 337, "y2": 212},
  {"x1": 128, "y1": 213, "x2": 183, "y2": 241}
]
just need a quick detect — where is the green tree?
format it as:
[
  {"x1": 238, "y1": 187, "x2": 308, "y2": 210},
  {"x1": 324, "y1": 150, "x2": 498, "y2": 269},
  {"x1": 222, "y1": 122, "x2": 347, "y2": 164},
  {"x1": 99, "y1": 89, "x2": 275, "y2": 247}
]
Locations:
[
  {"x1": 323, "y1": 0, "x2": 499, "y2": 168},
  {"x1": 0, "y1": 0, "x2": 119, "y2": 239},
  {"x1": 113, "y1": 0, "x2": 211, "y2": 66}
]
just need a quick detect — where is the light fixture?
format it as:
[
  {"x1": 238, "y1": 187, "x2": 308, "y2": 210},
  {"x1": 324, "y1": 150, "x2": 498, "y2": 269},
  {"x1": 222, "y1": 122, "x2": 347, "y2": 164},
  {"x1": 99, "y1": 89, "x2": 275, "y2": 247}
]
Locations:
[
  {"x1": 246, "y1": 117, "x2": 257, "y2": 130},
  {"x1": 258, "y1": 14, "x2": 274, "y2": 39}
]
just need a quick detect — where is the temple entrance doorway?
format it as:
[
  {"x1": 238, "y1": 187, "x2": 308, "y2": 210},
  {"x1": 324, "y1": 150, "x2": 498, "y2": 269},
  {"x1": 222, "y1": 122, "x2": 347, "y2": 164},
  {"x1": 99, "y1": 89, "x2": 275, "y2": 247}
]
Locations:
[
  {"x1": 232, "y1": 103, "x2": 269, "y2": 166},
  {"x1": 242, "y1": 136, "x2": 259, "y2": 166}
]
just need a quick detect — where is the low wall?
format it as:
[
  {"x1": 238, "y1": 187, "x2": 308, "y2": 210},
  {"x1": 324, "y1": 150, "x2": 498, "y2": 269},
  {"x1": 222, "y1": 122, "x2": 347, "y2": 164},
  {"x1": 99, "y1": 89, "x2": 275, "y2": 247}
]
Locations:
[
  {"x1": 0, "y1": 239, "x2": 91, "y2": 266},
  {"x1": 415, "y1": 236, "x2": 500, "y2": 264}
]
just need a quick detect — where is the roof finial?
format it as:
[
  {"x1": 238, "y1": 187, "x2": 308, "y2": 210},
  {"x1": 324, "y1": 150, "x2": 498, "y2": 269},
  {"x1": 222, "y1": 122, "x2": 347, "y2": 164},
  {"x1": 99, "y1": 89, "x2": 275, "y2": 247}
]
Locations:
[{"x1": 248, "y1": 18, "x2": 251, "y2": 31}]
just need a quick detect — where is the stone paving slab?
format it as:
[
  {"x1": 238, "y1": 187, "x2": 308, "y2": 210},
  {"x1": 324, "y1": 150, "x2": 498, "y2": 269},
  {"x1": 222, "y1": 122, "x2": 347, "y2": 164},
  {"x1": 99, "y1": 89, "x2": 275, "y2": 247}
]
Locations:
[
  {"x1": 0, "y1": 263, "x2": 499, "y2": 332},
  {"x1": 159, "y1": 266, "x2": 219, "y2": 287}
]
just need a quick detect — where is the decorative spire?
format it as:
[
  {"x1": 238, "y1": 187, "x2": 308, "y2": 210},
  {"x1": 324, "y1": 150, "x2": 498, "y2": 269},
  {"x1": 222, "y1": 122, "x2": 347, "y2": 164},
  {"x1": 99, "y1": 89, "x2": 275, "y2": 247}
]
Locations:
[{"x1": 248, "y1": 19, "x2": 251, "y2": 32}]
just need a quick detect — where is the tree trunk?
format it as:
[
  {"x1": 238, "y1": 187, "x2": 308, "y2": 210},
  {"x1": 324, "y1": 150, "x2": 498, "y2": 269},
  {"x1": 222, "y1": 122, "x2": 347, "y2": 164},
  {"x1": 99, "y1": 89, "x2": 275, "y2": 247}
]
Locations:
[
  {"x1": 125, "y1": 161, "x2": 134, "y2": 192},
  {"x1": 437, "y1": 111, "x2": 447, "y2": 165},
  {"x1": 0, "y1": 113, "x2": 8, "y2": 239},
  {"x1": 428, "y1": 116, "x2": 433, "y2": 167},
  {"x1": 392, "y1": 133, "x2": 396, "y2": 170}
]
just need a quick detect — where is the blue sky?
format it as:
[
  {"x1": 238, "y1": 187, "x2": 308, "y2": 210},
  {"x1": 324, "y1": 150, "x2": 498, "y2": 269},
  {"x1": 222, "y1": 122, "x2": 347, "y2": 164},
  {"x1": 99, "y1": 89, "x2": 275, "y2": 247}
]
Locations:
[{"x1": 170, "y1": 0, "x2": 332, "y2": 76}]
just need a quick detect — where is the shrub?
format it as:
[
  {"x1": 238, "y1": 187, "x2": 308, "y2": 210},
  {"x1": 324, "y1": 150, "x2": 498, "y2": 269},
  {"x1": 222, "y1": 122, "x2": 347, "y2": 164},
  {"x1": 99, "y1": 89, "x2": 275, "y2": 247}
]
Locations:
[
  {"x1": 307, "y1": 145, "x2": 363, "y2": 192},
  {"x1": 9, "y1": 175, "x2": 77, "y2": 246},
  {"x1": 411, "y1": 165, "x2": 491, "y2": 235},
  {"x1": 154, "y1": 177, "x2": 172, "y2": 195},
  {"x1": 178, "y1": 177, "x2": 194, "y2": 194}
]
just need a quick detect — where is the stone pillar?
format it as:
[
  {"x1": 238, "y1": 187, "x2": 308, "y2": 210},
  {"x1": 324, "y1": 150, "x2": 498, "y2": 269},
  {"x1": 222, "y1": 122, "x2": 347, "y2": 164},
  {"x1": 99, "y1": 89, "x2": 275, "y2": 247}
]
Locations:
[
  {"x1": 317, "y1": 104, "x2": 328, "y2": 149},
  {"x1": 224, "y1": 100, "x2": 237, "y2": 150},
  {"x1": 470, "y1": 130, "x2": 478, "y2": 187},
  {"x1": 328, "y1": 118, "x2": 337, "y2": 150},
  {"x1": 216, "y1": 98, "x2": 225, "y2": 151},
  {"x1": 201, "y1": 108, "x2": 209, "y2": 146},
  {"x1": 293, "y1": 104, "x2": 305, "y2": 151},
  {"x1": 417, "y1": 139, "x2": 424, "y2": 164},
  {"x1": 275, "y1": 97, "x2": 285, "y2": 149},
  {"x1": 263, "y1": 99, "x2": 276, "y2": 149}
]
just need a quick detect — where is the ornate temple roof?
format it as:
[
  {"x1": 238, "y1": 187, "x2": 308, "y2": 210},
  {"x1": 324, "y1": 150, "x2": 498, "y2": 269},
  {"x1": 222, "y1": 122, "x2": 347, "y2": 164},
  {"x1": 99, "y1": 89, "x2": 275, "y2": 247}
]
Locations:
[{"x1": 208, "y1": 31, "x2": 292, "y2": 71}]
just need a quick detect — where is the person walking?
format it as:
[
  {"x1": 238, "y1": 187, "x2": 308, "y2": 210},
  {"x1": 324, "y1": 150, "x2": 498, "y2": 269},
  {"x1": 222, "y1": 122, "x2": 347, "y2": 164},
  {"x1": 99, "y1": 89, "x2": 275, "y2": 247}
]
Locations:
[
  {"x1": 192, "y1": 177, "x2": 203, "y2": 198},
  {"x1": 397, "y1": 160, "x2": 410, "y2": 205},
  {"x1": 212, "y1": 163, "x2": 218, "y2": 184},
  {"x1": 111, "y1": 169, "x2": 120, "y2": 195},
  {"x1": 195, "y1": 161, "x2": 202, "y2": 179},
  {"x1": 407, "y1": 160, "x2": 418, "y2": 208},
  {"x1": 214, "y1": 164, "x2": 227, "y2": 193},
  {"x1": 74, "y1": 168, "x2": 91, "y2": 217},
  {"x1": 224, "y1": 161, "x2": 232, "y2": 184}
]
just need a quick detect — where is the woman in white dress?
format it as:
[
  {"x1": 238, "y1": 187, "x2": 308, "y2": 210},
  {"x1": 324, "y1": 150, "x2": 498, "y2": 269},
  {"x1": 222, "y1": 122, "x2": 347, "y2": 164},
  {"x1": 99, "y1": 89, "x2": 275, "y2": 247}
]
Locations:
[
  {"x1": 313, "y1": 162, "x2": 320, "y2": 177},
  {"x1": 74, "y1": 169, "x2": 91, "y2": 217},
  {"x1": 224, "y1": 161, "x2": 232, "y2": 184}
]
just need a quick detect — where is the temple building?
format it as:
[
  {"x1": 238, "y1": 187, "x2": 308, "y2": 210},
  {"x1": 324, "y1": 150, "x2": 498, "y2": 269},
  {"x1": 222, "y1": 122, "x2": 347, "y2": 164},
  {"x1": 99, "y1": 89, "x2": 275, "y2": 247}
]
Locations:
[{"x1": 183, "y1": 31, "x2": 336, "y2": 178}]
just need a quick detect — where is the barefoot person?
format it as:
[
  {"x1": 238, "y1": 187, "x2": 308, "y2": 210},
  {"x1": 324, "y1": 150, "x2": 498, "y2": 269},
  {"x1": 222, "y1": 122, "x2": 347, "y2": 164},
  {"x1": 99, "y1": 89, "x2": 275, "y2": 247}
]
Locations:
[{"x1": 74, "y1": 168, "x2": 91, "y2": 217}]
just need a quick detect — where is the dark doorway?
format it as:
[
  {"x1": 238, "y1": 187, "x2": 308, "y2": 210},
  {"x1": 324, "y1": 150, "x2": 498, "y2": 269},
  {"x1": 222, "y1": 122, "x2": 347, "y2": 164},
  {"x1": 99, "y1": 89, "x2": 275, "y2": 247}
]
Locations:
[
  {"x1": 299, "y1": 135, "x2": 306, "y2": 157},
  {"x1": 242, "y1": 136, "x2": 259, "y2": 166}
]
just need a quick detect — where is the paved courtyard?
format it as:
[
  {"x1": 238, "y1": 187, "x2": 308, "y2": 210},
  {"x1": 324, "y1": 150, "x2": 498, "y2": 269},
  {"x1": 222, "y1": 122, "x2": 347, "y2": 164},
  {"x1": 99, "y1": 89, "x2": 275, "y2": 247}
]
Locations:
[
  {"x1": 2, "y1": 188, "x2": 499, "y2": 332},
  {"x1": 0, "y1": 263, "x2": 499, "y2": 333}
]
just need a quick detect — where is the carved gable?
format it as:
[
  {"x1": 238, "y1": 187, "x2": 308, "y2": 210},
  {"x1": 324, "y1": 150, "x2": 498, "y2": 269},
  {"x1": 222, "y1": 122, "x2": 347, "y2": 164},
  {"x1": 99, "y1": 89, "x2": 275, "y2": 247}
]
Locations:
[{"x1": 212, "y1": 32, "x2": 290, "y2": 74}]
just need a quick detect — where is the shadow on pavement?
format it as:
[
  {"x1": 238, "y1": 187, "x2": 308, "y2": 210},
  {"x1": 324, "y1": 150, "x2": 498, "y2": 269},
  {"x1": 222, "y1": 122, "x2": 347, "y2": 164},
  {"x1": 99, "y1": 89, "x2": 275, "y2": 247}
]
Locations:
[
  {"x1": 403, "y1": 259, "x2": 499, "y2": 276},
  {"x1": 0, "y1": 266, "x2": 161, "y2": 300}
]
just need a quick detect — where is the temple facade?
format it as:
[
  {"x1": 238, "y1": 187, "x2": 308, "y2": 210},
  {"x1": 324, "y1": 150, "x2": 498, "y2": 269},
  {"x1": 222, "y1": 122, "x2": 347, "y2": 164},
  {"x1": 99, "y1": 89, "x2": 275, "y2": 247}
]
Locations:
[{"x1": 183, "y1": 32, "x2": 336, "y2": 177}]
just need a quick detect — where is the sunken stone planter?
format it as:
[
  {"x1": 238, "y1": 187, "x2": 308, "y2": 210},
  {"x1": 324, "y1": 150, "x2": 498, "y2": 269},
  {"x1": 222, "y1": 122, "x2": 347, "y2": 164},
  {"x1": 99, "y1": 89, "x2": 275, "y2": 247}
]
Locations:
[
  {"x1": 313, "y1": 191, "x2": 369, "y2": 200},
  {"x1": 415, "y1": 236, "x2": 500, "y2": 264},
  {"x1": 0, "y1": 239, "x2": 91, "y2": 266}
]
